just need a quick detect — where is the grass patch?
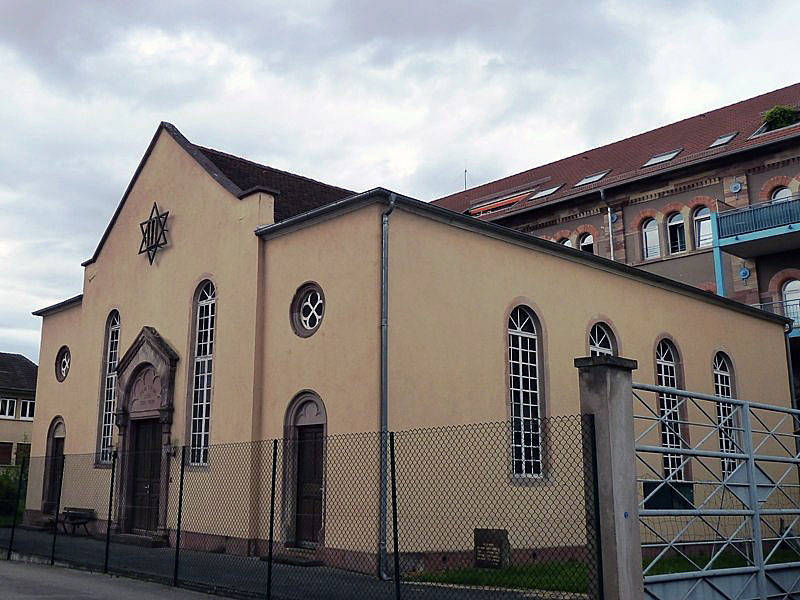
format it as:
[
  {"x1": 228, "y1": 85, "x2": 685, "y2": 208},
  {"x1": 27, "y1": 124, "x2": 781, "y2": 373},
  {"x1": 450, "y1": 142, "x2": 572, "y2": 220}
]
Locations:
[
  {"x1": 406, "y1": 561, "x2": 588, "y2": 593},
  {"x1": 646, "y1": 548, "x2": 800, "y2": 575}
]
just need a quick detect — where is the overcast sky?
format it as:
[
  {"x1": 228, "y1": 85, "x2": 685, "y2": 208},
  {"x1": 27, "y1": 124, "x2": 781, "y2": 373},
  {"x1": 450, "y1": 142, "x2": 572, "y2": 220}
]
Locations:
[{"x1": 1, "y1": 0, "x2": 799, "y2": 363}]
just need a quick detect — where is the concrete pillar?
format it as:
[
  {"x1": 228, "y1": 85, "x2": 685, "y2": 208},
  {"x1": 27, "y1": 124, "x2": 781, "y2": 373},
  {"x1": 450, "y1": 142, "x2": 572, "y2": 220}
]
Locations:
[{"x1": 574, "y1": 355, "x2": 644, "y2": 600}]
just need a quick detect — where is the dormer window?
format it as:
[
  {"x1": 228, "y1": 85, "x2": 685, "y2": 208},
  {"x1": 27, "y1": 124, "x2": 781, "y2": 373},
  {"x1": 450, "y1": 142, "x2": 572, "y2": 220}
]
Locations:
[
  {"x1": 643, "y1": 149, "x2": 682, "y2": 167},
  {"x1": 709, "y1": 132, "x2": 737, "y2": 148},
  {"x1": 530, "y1": 185, "x2": 562, "y2": 200},
  {"x1": 574, "y1": 170, "x2": 610, "y2": 187}
]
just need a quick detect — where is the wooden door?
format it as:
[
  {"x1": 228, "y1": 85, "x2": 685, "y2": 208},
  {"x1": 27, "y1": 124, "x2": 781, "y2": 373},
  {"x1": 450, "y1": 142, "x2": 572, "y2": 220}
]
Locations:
[
  {"x1": 44, "y1": 438, "x2": 64, "y2": 514},
  {"x1": 131, "y1": 420, "x2": 161, "y2": 531},
  {"x1": 295, "y1": 425, "x2": 324, "y2": 547}
]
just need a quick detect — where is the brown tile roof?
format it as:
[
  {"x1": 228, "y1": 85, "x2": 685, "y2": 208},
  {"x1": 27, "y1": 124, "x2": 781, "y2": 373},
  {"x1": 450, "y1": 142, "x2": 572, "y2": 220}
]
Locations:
[
  {"x1": 196, "y1": 146, "x2": 356, "y2": 221},
  {"x1": 433, "y1": 83, "x2": 800, "y2": 217},
  {"x1": 0, "y1": 352, "x2": 37, "y2": 393}
]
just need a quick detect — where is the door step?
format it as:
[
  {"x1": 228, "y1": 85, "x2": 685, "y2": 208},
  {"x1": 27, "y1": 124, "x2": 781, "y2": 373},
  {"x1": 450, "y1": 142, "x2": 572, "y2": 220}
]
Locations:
[
  {"x1": 110, "y1": 533, "x2": 167, "y2": 548},
  {"x1": 261, "y1": 547, "x2": 323, "y2": 567}
]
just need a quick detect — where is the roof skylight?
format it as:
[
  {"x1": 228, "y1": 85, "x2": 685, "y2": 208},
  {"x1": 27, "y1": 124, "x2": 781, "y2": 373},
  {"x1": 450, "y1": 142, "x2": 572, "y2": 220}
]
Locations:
[
  {"x1": 709, "y1": 132, "x2": 738, "y2": 148},
  {"x1": 530, "y1": 184, "x2": 562, "y2": 199},
  {"x1": 574, "y1": 170, "x2": 610, "y2": 187},
  {"x1": 642, "y1": 148, "x2": 682, "y2": 167}
]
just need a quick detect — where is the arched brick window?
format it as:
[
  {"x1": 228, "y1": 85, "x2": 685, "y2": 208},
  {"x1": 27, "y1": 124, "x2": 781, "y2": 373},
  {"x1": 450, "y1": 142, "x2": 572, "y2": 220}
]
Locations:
[
  {"x1": 99, "y1": 310, "x2": 120, "y2": 463},
  {"x1": 656, "y1": 339, "x2": 684, "y2": 480},
  {"x1": 713, "y1": 352, "x2": 738, "y2": 478},
  {"x1": 189, "y1": 280, "x2": 216, "y2": 465},
  {"x1": 642, "y1": 218, "x2": 661, "y2": 259}
]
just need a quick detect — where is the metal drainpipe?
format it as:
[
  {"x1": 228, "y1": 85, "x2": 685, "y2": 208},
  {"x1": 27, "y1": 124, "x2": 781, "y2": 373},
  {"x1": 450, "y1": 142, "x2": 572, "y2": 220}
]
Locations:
[
  {"x1": 378, "y1": 193, "x2": 396, "y2": 580},
  {"x1": 786, "y1": 327, "x2": 798, "y2": 412},
  {"x1": 601, "y1": 189, "x2": 615, "y2": 262}
]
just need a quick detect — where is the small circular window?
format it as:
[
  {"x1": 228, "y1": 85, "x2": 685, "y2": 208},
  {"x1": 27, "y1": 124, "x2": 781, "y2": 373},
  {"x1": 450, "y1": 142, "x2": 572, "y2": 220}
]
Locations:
[
  {"x1": 291, "y1": 283, "x2": 325, "y2": 337},
  {"x1": 55, "y1": 346, "x2": 71, "y2": 382}
]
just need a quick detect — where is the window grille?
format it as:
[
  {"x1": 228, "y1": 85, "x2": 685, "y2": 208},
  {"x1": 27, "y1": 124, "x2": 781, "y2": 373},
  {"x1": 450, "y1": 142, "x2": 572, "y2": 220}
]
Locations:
[
  {"x1": 191, "y1": 281, "x2": 216, "y2": 465},
  {"x1": 508, "y1": 306, "x2": 542, "y2": 476},
  {"x1": 588, "y1": 323, "x2": 615, "y2": 356},
  {"x1": 656, "y1": 340, "x2": 684, "y2": 480},
  {"x1": 713, "y1": 352, "x2": 738, "y2": 478},
  {"x1": 100, "y1": 311, "x2": 120, "y2": 463}
]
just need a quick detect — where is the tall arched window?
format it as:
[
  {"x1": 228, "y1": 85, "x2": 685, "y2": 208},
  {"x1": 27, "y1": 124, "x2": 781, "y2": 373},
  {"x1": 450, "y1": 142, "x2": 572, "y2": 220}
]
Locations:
[
  {"x1": 642, "y1": 219, "x2": 661, "y2": 259},
  {"x1": 656, "y1": 339, "x2": 684, "y2": 480},
  {"x1": 99, "y1": 311, "x2": 120, "y2": 463},
  {"x1": 713, "y1": 352, "x2": 738, "y2": 478},
  {"x1": 667, "y1": 213, "x2": 686, "y2": 254},
  {"x1": 588, "y1": 322, "x2": 616, "y2": 356},
  {"x1": 783, "y1": 279, "x2": 800, "y2": 323},
  {"x1": 508, "y1": 306, "x2": 542, "y2": 477},
  {"x1": 693, "y1": 207, "x2": 712, "y2": 248},
  {"x1": 579, "y1": 233, "x2": 594, "y2": 254},
  {"x1": 190, "y1": 281, "x2": 216, "y2": 465},
  {"x1": 771, "y1": 186, "x2": 792, "y2": 203}
]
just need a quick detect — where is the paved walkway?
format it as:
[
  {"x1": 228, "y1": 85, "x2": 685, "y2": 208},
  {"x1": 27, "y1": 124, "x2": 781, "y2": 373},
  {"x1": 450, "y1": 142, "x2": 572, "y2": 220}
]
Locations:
[
  {"x1": 0, "y1": 527, "x2": 558, "y2": 599},
  {"x1": 0, "y1": 559, "x2": 211, "y2": 599}
]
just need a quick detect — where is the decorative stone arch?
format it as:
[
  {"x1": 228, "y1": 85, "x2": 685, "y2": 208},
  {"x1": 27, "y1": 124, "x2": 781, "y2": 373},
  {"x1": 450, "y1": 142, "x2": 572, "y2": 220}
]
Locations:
[
  {"x1": 553, "y1": 228, "x2": 574, "y2": 246},
  {"x1": 758, "y1": 175, "x2": 798, "y2": 203},
  {"x1": 575, "y1": 223, "x2": 602, "y2": 254},
  {"x1": 113, "y1": 326, "x2": 179, "y2": 536},
  {"x1": 42, "y1": 416, "x2": 66, "y2": 514},
  {"x1": 281, "y1": 391, "x2": 328, "y2": 549},
  {"x1": 767, "y1": 268, "x2": 800, "y2": 297},
  {"x1": 688, "y1": 195, "x2": 716, "y2": 212},
  {"x1": 632, "y1": 208, "x2": 664, "y2": 260},
  {"x1": 585, "y1": 316, "x2": 622, "y2": 357}
]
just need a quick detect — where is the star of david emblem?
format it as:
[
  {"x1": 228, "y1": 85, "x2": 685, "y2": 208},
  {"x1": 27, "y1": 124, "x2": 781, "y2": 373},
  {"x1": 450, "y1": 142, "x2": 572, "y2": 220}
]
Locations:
[{"x1": 138, "y1": 202, "x2": 170, "y2": 264}]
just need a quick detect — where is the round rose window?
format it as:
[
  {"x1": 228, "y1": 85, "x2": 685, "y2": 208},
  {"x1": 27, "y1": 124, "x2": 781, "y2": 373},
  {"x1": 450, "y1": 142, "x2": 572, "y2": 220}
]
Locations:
[
  {"x1": 291, "y1": 283, "x2": 325, "y2": 337},
  {"x1": 55, "y1": 346, "x2": 71, "y2": 382}
]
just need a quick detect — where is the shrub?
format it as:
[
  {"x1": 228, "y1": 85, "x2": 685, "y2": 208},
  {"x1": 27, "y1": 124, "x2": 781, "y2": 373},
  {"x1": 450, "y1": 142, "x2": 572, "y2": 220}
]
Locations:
[{"x1": 763, "y1": 105, "x2": 799, "y2": 131}]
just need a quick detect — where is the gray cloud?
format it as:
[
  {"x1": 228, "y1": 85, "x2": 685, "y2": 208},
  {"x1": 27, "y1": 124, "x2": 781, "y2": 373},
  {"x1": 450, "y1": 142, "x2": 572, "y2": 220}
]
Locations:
[{"x1": 1, "y1": 0, "x2": 798, "y2": 362}]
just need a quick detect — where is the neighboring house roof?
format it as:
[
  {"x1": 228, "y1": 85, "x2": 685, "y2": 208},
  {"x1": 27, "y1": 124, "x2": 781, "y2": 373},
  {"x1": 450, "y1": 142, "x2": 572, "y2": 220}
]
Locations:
[
  {"x1": 256, "y1": 188, "x2": 791, "y2": 328},
  {"x1": 433, "y1": 82, "x2": 800, "y2": 217},
  {"x1": 0, "y1": 352, "x2": 38, "y2": 393},
  {"x1": 81, "y1": 122, "x2": 356, "y2": 266},
  {"x1": 32, "y1": 294, "x2": 83, "y2": 317}
]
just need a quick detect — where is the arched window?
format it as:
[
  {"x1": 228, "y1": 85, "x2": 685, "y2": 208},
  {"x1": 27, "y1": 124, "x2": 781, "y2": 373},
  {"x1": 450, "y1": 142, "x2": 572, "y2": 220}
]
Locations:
[
  {"x1": 579, "y1": 233, "x2": 594, "y2": 254},
  {"x1": 713, "y1": 352, "x2": 738, "y2": 478},
  {"x1": 783, "y1": 279, "x2": 800, "y2": 323},
  {"x1": 558, "y1": 238, "x2": 572, "y2": 248},
  {"x1": 508, "y1": 306, "x2": 542, "y2": 477},
  {"x1": 642, "y1": 219, "x2": 661, "y2": 259},
  {"x1": 693, "y1": 207, "x2": 712, "y2": 248},
  {"x1": 99, "y1": 311, "x2": 120, "y2": 463},
  {"x1": 656, "y1": 339, "x2": 684, "y2": 480},
  {"x1": 43, "y1": 417, "x2": 66, "y2": 514},
  {"x1": 667, "y1": 213, "x2": 686, "y2": 254},
  {"x1": 588, "y1": 322, "x2": 616, "y2": 356},
  {"x1": 190, "y1": 281, "x2": 216, "y2": 465},
  {"x1": 771, "y1": 186, "x2": 792, "y2": 203}
]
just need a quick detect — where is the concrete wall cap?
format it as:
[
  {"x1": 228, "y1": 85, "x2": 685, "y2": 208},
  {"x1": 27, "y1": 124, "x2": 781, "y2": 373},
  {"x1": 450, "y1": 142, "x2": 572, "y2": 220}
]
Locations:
[{"x1": 574, "y1": 355, "x2": 639, "y2": 370}]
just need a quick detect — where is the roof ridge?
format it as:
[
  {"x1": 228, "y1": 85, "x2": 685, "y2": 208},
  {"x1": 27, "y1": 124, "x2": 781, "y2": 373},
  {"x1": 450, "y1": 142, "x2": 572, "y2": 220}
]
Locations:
[
  {"x1": 436, "y1": 81, "x2": 800, "y2": 204},
  {"x1": 197, "y1": 146, "x2": 355, "y2": 195}
]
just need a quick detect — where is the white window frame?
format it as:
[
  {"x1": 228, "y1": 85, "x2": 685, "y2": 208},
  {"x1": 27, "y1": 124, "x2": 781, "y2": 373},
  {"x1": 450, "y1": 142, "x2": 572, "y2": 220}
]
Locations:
[
  {"x1": 667, "y1": 213, "x2": 686, "y2": 254},
  {"x1": 508, "y1": 306, "x2": 542, "y2": 478},
  {"x1": 589, "y1": 323, "x2": 615, "y2": 357},
  {"x1": 531, "y1": 185, "x2": 562, "y2": 199},
  {"x1": 574, "y1": 170, "x2": 610, "y2": 187},
  {"x1": 0, "y1": 398, "x2": 16, "y2": 419},
  {"x1": 783, "y1": 279, "x2": 800, "y2": 324},
  {"x1": 709, "y1": 132, "x2": 737, "y2": 148},
  {"x1": 713, "y1": 353, "x2": 738, "y2": 478},
  {"x1": 19, "y1": 398, "x2": 34, "y2": 421},
  {"x1": 693, "y1": 207, "x2": 712, "y2": 248},
  {"x1": 559, "y1": 238, "x2": 573, "y2": 248},
  {"x1": 643, "y1": 148, "x2": 682, "y2": 167},
  {"x1": 771, "y1": 186, "x2": 793, "y2": 203},
  {"x1": 643, "y1": 219, "x2": 661, "y2": 259},
  {"x1": 190, "y1": 281, "x2": 216, "y2": 466},
  {"x1": 656, "y1": 340, "x2": 685, "y2": 481},
  {"x1": 579, "y1": 233, "x2": 594, "y2": 254},
  {"x1": 99, "y1": 311, "x2": 120, "y2": 463}
]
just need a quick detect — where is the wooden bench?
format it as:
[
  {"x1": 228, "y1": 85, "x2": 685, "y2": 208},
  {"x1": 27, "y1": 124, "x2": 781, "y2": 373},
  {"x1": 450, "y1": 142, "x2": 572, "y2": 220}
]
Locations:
[{"x1": 59, "y1": 507, "x2": 96, "y2": 536}]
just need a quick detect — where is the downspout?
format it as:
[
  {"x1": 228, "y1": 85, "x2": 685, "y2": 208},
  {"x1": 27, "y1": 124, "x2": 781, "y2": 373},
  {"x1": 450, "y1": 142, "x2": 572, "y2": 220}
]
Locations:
[
  {"x1": 601, "y1": 189, "x2": 614, "y2": 261},
  {"x1": 378, "y1": 193, "x2": 396, "y2": 580},
  {"x1": 786, "y1": 328, "x2": 798, "y2": 412}
]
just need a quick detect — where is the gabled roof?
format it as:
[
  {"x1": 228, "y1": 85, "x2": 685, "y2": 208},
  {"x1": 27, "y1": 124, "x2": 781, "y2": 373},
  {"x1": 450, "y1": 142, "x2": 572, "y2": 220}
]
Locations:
[
  {"x1": 32, "y1": 294, "x2": 83, "y2": 317},
  {"x1": 433, "y1": 82, "x2": 800, "y2": 217},
  {"x1": 255, "y1": 188, "x2": 791, "y2": 328},
  {"x1": 82, "y1": 122, "x2": 356, "y2": 266},
  {"x1": 0, "y1": 352, "x2": 38, "y2": 393}
]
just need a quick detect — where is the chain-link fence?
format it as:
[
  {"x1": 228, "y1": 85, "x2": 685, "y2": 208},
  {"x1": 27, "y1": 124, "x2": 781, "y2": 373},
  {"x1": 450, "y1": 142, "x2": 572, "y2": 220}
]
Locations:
[{"x1": 1, "y1": 415, "x2": 600, "y2": 599}]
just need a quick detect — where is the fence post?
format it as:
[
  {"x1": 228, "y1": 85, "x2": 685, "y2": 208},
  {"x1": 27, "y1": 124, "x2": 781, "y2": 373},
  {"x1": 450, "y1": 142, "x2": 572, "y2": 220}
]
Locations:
[
  {"x1": 6, "y1": 457, "x2": 27, "y2": 561},
  {"x1": 266, "y1": 439, "x2": 277, "y2": 600},
  {"x1": 50, "y1": 454, "x2": 65, "y2": 566},
  {"x1": 389, "y1": 432, "x2": 402, "y2": 600},
  {"x1": 574, "y1": 355, "x2": 643, "y2": 600},
  {"x1": 103, "y1": 450, "x2": 117, "y2": 573},
  {"x1": 173, "y1": 446, "x2": 186, "y2": 587}
]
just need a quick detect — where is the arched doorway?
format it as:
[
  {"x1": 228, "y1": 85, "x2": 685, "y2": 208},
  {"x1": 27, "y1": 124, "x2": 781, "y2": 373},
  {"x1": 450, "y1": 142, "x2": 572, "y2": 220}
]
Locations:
[
  {"x1": 284, "y1": 392, "x2": 327, "y2": 548},
  {"x1": 42, "y1": 417, "x2": 66, "y2": 514}
]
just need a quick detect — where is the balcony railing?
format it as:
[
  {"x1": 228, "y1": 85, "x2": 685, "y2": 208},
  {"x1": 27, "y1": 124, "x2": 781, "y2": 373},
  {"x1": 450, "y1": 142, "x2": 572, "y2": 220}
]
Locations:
[
  {"x1": 753, "y1": 299, "x2": 800, "y2": 327},
  {"x1": 717, "y1": 196, "x2": 800, "y2": 238}
]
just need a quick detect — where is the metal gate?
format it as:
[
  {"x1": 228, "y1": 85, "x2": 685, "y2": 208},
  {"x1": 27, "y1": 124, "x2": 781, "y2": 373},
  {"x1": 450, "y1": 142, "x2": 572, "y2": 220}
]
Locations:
[{"x1": 633, "y1": 382, "x2": 800, "y2": 599}]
